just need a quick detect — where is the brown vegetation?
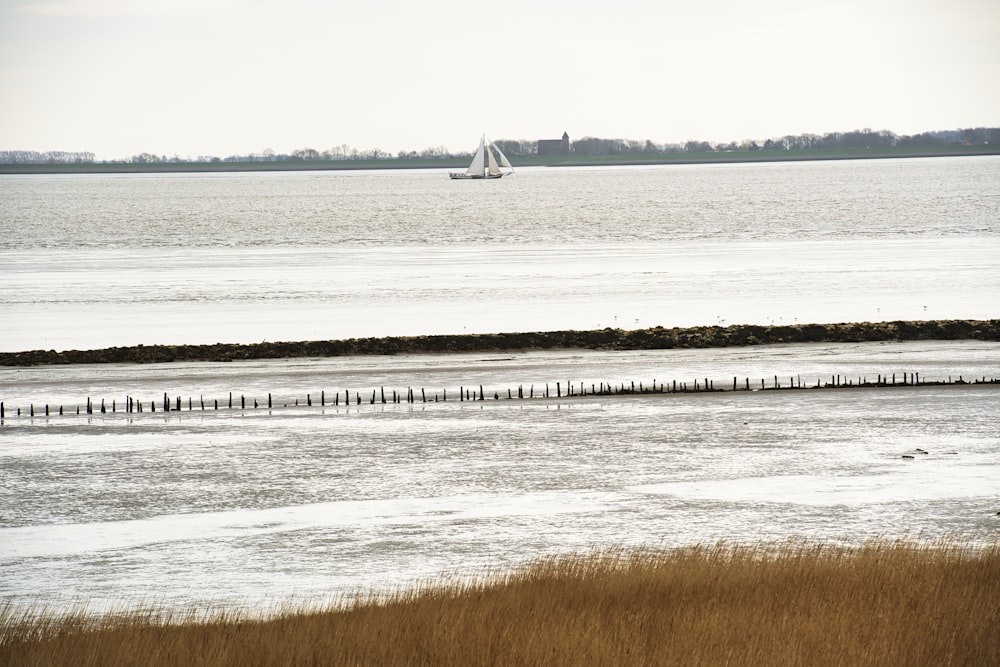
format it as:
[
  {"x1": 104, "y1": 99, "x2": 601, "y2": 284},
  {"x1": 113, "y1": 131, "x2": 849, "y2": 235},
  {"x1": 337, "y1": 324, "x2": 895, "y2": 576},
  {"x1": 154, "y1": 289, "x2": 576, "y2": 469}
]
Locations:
[
  {"x1": 2, "y1": 319, "x2": 998, "y2": 366},
  {"x1": 2, "y1": 541, "x2": 997, "y2": 666}
]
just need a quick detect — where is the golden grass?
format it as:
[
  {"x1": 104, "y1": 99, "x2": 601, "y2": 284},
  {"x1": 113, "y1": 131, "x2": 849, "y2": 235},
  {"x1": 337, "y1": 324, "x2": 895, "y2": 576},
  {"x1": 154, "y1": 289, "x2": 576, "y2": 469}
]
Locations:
[{"x1": 2, "y1": 541, "x2": 998, "y2": 666}]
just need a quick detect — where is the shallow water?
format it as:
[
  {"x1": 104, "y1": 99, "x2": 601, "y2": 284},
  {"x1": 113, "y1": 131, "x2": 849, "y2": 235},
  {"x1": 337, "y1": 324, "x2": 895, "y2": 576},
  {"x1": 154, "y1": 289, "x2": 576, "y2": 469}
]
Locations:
[{"x1": 1, "y1": 342, "x2": 998, "y2": 614}]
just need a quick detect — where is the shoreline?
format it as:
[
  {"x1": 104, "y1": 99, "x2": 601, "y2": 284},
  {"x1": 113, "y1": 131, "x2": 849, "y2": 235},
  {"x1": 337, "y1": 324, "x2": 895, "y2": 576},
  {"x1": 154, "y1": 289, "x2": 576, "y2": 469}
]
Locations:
[
  {"x1": 3, "y1": 319, "x2": 997, "y2": 367},
  {"x1": 1, "y1": 145, "x2": 997, "y2": 175}
]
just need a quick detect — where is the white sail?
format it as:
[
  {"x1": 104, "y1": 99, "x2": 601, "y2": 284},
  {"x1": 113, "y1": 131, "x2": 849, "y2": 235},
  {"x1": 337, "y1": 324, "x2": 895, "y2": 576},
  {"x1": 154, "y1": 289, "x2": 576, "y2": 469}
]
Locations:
[
  {"x1": 466, "y1": 136, "x2": 486, "y2": 175},
  {"x1": 486, "y1": 144, "x2": 500, "y2": 175},
  {"x1": 490, "y1": 141, "x2": 514, "y2": 170},
  {"x1": 449, "y1": 134, "x2": 514, "y2": 179}
]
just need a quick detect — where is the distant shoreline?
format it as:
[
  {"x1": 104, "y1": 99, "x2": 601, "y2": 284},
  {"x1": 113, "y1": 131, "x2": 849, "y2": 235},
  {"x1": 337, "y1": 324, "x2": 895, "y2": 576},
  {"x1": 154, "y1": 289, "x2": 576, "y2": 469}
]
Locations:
[
  {"x1": 2, "y1": 320, "x2": 997, "y2": 366},
  {"x1": 1, "y1": 145, "x2": 997, "y2": 175}
]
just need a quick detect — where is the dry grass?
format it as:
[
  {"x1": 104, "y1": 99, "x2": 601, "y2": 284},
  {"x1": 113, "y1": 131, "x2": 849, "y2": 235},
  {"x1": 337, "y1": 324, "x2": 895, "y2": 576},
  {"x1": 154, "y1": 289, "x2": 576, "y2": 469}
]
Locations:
[{"x1": 2, "y1": 541, "x2": 998, "y2": 666}]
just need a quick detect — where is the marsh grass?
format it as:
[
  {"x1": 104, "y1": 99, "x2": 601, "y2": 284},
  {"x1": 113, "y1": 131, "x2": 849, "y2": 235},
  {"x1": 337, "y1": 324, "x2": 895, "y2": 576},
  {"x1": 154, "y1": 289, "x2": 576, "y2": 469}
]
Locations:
[{"x1": 2, "y1": 541, "x2": 997, "y2": 666}]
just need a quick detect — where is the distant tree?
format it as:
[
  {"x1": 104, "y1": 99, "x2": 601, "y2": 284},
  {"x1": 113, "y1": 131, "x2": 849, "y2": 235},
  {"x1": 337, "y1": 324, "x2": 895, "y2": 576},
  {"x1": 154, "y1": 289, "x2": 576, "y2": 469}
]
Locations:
[
  {"x1": 685, "y1": 140, "x2": 713, "y2": 153},
  {"x1": 292, "y1": 147, "x2": 320, "y2": 160}
]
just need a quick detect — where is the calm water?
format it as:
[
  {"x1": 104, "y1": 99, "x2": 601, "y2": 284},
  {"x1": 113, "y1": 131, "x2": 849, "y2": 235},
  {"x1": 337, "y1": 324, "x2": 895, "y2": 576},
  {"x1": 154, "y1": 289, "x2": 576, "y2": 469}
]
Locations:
[
  {"x1": 1, "y1": 158, "x2": 998, "y2": 351},
  {"x1": 1, "y1": 157, "x2": 999, "y2": 616}
]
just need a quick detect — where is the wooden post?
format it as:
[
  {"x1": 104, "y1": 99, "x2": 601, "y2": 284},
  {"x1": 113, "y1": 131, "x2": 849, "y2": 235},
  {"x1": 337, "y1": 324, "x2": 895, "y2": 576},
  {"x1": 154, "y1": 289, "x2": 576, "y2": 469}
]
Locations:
[{"x1": 242, "y1": 395, "x2": 246, "y2": 409}]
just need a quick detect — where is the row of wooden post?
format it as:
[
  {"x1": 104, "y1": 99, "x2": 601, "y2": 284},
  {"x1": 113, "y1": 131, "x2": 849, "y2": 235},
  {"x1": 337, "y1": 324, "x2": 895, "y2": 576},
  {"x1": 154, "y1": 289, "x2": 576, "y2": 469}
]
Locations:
[{"x1": 1, "y1": 374, "x2": 996, "y2": 420}]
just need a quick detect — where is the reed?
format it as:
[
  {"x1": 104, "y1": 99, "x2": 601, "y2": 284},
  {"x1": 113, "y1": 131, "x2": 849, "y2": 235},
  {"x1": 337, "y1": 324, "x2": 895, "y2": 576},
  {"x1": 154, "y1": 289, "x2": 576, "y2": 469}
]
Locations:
[{"x1": 2, "y1": 541, "x2": 997, "y2": 666}]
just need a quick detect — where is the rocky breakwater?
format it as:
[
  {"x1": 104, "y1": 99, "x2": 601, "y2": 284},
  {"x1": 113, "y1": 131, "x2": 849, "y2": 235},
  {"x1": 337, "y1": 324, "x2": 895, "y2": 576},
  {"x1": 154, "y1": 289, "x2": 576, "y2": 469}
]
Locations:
[{"x1": 1, "y1": 320, "x2": 998, "y2": 367}]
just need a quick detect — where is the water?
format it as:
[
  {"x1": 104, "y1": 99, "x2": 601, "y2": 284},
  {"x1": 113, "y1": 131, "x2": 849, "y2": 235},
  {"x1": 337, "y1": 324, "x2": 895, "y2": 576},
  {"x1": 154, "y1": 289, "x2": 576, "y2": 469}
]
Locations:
[
  {"x1": 1, "y1": 157, "x2": 999, "y2": 616},
  {"x1": 1, "y1": 158, "x2": 998, "y2": 351}
]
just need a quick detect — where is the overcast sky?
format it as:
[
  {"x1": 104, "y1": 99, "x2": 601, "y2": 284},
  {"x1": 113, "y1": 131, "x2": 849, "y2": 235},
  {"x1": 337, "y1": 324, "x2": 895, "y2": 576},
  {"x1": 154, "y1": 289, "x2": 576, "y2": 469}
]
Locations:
[{"x1": 1, "y1": 0, "x2": 997, "y2": 160}]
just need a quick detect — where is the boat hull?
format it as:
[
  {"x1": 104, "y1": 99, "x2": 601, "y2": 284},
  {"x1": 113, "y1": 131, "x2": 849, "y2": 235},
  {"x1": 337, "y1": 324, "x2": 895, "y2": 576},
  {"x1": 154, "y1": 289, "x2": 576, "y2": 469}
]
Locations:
[{"x1": 449, "y1": 172, "x2": 505, "y2": 180}]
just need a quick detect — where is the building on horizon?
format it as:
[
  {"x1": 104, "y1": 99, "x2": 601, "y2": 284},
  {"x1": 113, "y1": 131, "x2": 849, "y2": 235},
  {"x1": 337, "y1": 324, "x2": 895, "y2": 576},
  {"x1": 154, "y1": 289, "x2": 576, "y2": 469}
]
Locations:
[{"x1": 537, "y1": 132, "x2": 570, "y2": 156}]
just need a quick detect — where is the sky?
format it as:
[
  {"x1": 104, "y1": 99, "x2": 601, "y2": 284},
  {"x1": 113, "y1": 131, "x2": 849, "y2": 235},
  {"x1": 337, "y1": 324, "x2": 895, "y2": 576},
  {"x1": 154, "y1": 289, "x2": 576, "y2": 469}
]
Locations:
[{"x1": 1, "y1": 0, "x2": 997, "y2": 160}]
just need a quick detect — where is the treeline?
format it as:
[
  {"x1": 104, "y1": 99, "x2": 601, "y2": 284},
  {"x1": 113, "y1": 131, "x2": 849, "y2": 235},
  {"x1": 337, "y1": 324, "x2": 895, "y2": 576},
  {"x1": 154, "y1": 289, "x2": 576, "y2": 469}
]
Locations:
[
  {"x1": 0, "y1": 150, "x2": 96, "y2": 164},
  {"x1": 2, "y1": 127, "x2": 997, "y2": 165},
  {"x1": 520, "y1": 126, "x2": 1000, "y2": 158}
]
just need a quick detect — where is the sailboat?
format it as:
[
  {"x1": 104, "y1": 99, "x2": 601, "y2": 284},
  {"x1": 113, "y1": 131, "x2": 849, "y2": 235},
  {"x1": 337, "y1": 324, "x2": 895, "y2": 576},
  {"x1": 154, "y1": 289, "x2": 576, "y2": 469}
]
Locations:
[{"x1": 449, "y1": 135, "x2": 514, "y2": 179}]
